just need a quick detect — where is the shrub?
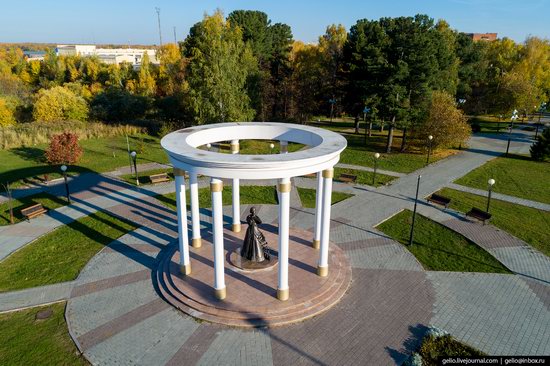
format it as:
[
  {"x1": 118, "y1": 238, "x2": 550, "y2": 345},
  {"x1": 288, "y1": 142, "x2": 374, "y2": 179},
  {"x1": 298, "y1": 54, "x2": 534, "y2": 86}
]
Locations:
[
  {"x1": 33, "y1": 86, "x2": 89, "y2": 122},
  {"x1": 44, "y1": 132, "x2": 83, "y2": 165},
  {"x1": 0, "y1": 98, "x2": 16, "y2": 127},
  {"x1": 530, "y1": 127, "x2": 550, "y2": 161},
  {"x1": 414, "y1": 91, "x2": 471, "y2": 149}
]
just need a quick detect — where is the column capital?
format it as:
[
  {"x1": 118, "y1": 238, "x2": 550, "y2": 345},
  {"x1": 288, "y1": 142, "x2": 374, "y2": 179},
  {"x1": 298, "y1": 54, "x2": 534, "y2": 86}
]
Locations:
[
  {"x1": 174, "y1": 168, "x2": 186, "y2": 176},
  {"x1": 278, "y1": 181, "x2": 291, "y2": 193},
  {"x1": 210, "y1": 180, "x2": 223, "y2": 192},
  {"x1": 322, "y1": 168, "x2": 334, "y2": 179}
]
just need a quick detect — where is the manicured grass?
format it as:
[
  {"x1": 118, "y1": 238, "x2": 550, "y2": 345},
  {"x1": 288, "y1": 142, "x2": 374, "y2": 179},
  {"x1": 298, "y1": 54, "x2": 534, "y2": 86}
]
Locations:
[
  {"x1": 212, "y1": 139, "x2": 304, "y2": 154},
  {"x1": 0, "y1": 134, "x2": 168, "y2": 185},
  {"x1": 334, "y1": 167, "x2": 395, "y2": 187},
  {"x1": 437, "y1": 188, "x2": 550, "y2": 257},
  {"x1": 0, "y1": 302, "x2": 88, "y2": 366},
  {"x1": 0, "y1": 192, "x2": 67, "y2": 226},
  {"x1": 419, "y1": 335, "x2": 484, "y2": 364},
  {"x1": 120, "y1": 168, "x2": 174, "y2": 186},
  {"x1": 377, "y1": 210, "x2": 510, "y2": 273},
  {"x1": 296, "y1": 187, "x2": 353, "y2": 208},
  {"x1": 157, "y1": 185, "x2": 279, "y2": 211},
  {"x1": 338, "y1": 133, "x2": 456, "y2": 173},
  {"x1": 0, "y1": 211, "x2": 137, "y2": 292},
  {"x1": 454, "y1": 154, "x2": 550, "y2": 204}
]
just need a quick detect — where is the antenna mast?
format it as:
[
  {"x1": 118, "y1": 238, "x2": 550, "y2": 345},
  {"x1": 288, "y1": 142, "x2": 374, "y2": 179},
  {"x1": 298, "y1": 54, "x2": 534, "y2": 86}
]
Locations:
[
  {"x1": 155, "y1": 7, "x2": 162, "y2": 46},
  {"x1": 173, "y1": 26, "x2": 177, "y2": 44}
]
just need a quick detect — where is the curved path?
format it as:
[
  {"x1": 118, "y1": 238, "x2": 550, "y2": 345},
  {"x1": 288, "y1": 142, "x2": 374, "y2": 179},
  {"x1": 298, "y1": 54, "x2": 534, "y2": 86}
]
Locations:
[{"x1": 1, "y1": 130, "x2": 549, "y2": 364}]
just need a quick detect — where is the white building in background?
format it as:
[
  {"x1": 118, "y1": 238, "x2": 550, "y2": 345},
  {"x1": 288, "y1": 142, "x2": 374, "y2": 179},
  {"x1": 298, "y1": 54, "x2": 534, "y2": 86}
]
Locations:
[{"x1": 55, "y1": 45, "x2": 158, "y2": 68}]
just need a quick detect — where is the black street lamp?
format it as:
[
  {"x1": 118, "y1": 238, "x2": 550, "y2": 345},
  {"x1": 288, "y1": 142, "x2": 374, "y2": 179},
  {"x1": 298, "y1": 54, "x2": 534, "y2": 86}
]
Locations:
[
  {"x1": 269, "y1": 143, "x2": 275, "y2": 154},
  {"x1": 486, "y1": 178, "x2": 495, "y2": 213},
  {"x1": 372, "y1": 153, "x2": 380, "y2": 186},
  {"x1": 206, "y1": 143, "x2": 212, "y2": 152},
  {"x1": 130, "y1": 151, "x2": 139, "y2": 186},
  {"x1": 408, "y1": 175, "x2": 422, "y2": 246},
  {"x1": 60, "y1": 165, "x2": 71, "y2": 204},
  {"x1": 426, "y1": 135, "x2": 433, "y2": 165}
]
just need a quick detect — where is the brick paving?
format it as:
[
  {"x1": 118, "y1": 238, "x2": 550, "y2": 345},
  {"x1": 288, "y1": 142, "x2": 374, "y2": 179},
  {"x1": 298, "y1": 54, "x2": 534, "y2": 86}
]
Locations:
[{"x1": 0, "y1": 131, "x2": 548, "y2": 364}]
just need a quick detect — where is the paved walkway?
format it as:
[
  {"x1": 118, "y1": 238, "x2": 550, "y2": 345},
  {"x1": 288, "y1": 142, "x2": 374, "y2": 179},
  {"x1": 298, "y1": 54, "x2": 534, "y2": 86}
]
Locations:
[
  {"x1": 335, "y1": 163, "x2": 406, "y2": 177},
  {"x1": 0, "y1": 130, "x2": 549, "y2": 364},
  {"x1": 446, "y1": 183, "x2": 550, "y2": 211}
]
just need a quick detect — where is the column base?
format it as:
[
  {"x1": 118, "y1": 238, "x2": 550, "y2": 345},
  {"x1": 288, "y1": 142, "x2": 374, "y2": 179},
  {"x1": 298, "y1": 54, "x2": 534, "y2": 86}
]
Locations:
[
  {"x1": 312, "y1": 239, "x2": 320, "y2": 249},
  {"x1": 180, "y1": 264, "x2": 191, "y2": 275},
  {"x1": 232, "y1": 223, "x2": 241, "y2": 233},
  {"x1": 317, "y1": 265, "x2": 328, "y2": 277},
  {"x1": 276, "y1": 288, "x2": 289, "y2": 301},
  {"x1": 214, "y1": 287, "x2": 227, "y2": 300},
  {"x1": 191, "y1": 238, "x2": 202, "y2": 248}
]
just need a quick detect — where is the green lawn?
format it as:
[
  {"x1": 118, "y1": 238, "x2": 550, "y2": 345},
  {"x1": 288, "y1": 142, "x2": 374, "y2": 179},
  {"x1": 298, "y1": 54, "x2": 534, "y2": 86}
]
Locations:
[
  {"x1": 157, "y1": 185, "x2": 279, "y2": 211},
  {"x1": 0, "y1": 303, "x2": 88, "y2": 366},
  {"x1": 377, "y1": 210, "x2": 510, "y2": 273},
  {"x1": 334, "y1": 167, "x2": 395, "y2": 187},
  {"x1": 296, "y1": 187, "x2": 353, "y2": 208},
  {"x1": 0, "y1": 211, "x2": 137, "y2": 292},
  {"x1": 338, "y1": 133, "x2": 456, "y2": 173},
  {"x1": 0, "y1": 192, "x2": 67, "y2": 226},
  {"x1": 157, "y1": 185, "x2": 352, "y2": 210},
  {"x1": 454, "y1": 154, "x2": 550, "y2": 204},
  {"x1": 0, "y1": 134, "x2": 168, "y2": 185},
  {"x1": 437, "y1": 188, "x2": 550, "y2": 257},
  {"x1": 120, "y1": 168, "x2": 174, "y2": 186},
  {"x1": 419, "y1": 334, "x2": 484, "y2": 364}
]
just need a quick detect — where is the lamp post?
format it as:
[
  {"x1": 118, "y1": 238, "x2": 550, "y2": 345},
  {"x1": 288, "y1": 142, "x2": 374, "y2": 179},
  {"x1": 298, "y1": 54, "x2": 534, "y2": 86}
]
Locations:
[
  {"x1": 60, "y1": 165, "x2": 71, "y2": 204},
  {"x1": 486, "y1": 178, "x2": 495, "y2": 213},
  {"x1": 506, "y1": 111, "x2": 518, "y2": 157},
  {"x1": 1, "y1": 182, "x2": 14, "y2": 224},
  {"x1": 373, "y1": 153, "x2": 380, "y2": 186},
  {"x1": 408, "y1": 175, "x2": 422, "y2": 246},
  {"x1": 426, "y1": 135, "x2": 433, "y2": 165},
  {"x1": 130, "y1": 151, "x2": 138, "y2": 186},
  {"x1": 329, "y1": 98, "x2": 336, "y2": 122},
  {"x1": 269, "y1": 142, "x2": 275, "y2": 154},
  {"x1": 206, "y1": 143, "x2": 212, "y2": 152}
]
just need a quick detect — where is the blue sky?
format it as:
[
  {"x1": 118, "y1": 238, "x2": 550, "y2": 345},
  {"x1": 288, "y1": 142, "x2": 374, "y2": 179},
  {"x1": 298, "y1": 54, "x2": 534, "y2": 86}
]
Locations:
[{"x1": 1, "y1": 0, "x2": 548, "y2": 45}]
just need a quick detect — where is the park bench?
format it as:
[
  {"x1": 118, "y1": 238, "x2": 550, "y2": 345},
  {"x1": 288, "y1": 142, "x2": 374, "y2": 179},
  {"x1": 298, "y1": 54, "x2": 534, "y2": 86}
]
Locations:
[
  {"x1": 304, "y1": 173, "x2": 317, "y2": 178},
  {"x1": 21, "y1": 203, "x2": 48, "y2": 221},
  {"x1": 466, "y1": 207, "x2": 492, "y2": 224},
  {"x1": 338, "y1": 173, "x2": 357, "y2": 183},
  {"x1": 149, "y1": 172, "x2": 170, "y2": 184},
  {"x1": 426, "y1": 193, "x2": 451, "y2": 208}
]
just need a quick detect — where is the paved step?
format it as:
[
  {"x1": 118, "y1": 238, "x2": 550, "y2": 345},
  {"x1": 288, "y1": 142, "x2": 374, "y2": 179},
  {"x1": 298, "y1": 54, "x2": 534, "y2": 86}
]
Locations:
[{"x1": 155, "y1": 243, "x2": 351, "y2": 328}]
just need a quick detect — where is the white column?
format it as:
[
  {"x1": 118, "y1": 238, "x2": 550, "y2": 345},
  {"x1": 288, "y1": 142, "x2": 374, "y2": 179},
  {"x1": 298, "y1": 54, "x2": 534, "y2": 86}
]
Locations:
[
  {"x1": 317, "y1": 168, "x2": 333, "y2": 277},
  {"x1": 175, "y1": 169, "x2": 191, "y2": 275},
  {"x1": 211, "y1": 178, "x2": 226, "y2": 300},
  {"x1": 277, "y1": 177, "x2": 291, "y2": 301},
  {"x1": 231, "y1": 140, "x2": 241, "y2": 233},
  {"x1": 280, "y1": 140, "x2": 288, "y2": 154},
  {"x1": 312, "y1": 171, "x2": 324, "y2": 249},
  {"x1": 189, "y1": 172, "x2": 201, "y2": 248}
]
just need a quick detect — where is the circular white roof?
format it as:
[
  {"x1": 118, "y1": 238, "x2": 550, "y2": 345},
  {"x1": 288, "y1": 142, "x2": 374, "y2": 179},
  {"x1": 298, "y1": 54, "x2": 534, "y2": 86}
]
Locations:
[{"x1": 161, "y1": 122, "x2": 347, "y2": 179}]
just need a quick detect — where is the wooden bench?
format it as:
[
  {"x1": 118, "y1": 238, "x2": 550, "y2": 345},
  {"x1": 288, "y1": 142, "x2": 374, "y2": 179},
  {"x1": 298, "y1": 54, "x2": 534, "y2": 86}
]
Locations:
[
  {"x1": 21, "y1": 203, "x2": 47, "y2": 221},
  {"x1": 304, "y1": 173, "x2": 317, "y2": 178},
  {"x1": 149, "y1": 173, "x2": 170, "y2": 184},
  {"x1": 466, "y1": 207, "x2": 492, "y2": 224},
  {"x1": 427, "y1": 193, "x2": 451, "y2": 208},
  {"x1": 338, "y1": 173, "x2": 357, "y2": 183}
]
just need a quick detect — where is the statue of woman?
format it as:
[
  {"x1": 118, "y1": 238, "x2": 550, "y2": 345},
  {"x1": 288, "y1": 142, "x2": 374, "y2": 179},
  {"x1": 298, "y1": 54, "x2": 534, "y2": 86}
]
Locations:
[{"x1": 241, "y1": 207, "x2": 270, "y2": 262}]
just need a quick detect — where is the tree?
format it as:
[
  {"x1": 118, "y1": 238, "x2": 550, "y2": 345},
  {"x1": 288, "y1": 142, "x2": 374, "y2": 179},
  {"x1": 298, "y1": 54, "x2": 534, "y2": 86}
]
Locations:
[
  {"x1": 530, "y1": 127, "x2": 550, "y2": 161},
  {"x1": 90, "y1": 88, "x2": 150, "y2": 122},
  {"x1": 0, "y1": 97, "x2": 16, "y2": 126},
  {"x1": 414, "y1": 91, "x2": 470, "y2": 149},
  {"x1": 318, "y1": 24, "x2": 347, "y2": 118},
  {"x1": 135, "y1": 53, "x2": 157, "y2": 96},
  {"x1": 183, "y1": 10, "x2": 257, "y2": 124},
  {"x1": 44, "y1": 132, "x2": 83, "y2": 165},
  {"x1": 33, "y1": 86, "x2": 88, "y2": 122},
  {"x1": 290, "y1": 42, "x2": 324, "y2": 122}
]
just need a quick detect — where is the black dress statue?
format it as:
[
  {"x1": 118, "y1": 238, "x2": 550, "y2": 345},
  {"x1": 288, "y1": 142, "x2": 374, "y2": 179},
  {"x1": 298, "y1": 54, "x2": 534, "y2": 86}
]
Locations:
[{"x1": 241, "y1": 207, "x2": 270, "y2": 262}]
